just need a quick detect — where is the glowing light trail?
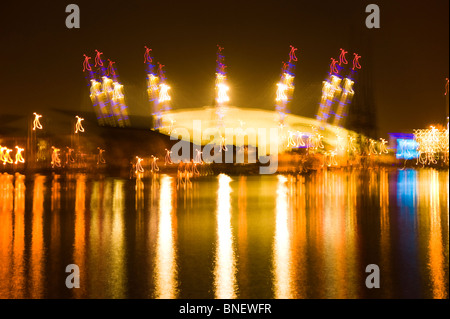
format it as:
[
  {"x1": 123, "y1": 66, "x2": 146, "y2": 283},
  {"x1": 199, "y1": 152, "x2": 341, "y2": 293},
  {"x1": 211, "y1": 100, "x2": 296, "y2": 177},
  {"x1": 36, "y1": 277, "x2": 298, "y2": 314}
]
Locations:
[
  {"x1": 51, "y1": 147, "x2": 61, "y2": 168},
  {"x1": 107, "y1": 59, "x2": 115, "y2": 76},
  {"x1": 379, "y1": 138, "x2": 388, "y2": 154},
  {"x1": 352, "y1": 53, "x2": 361, "y2": 70},
  {"x1": 135, "y1": 156, "x2": 144, "y2": 174},
  {"x1": 82, "y1": 54, "x2": 92, "y2": 72},
  {"x1": 275, "y1": 46, "x2": 298, "y2": 125},
  {"x1": 14, "y1": 146, "x2": 25, "y2": 164},
  {"x1": 94, "y1": 50, "x2": 103, "y2": 67},
  {"x1": 1, "y1": 147, "x2": 13, "y2": 165},
  {"x1": 289, "y1": 45, "x2": 298, "y2": 62},
  {"x1": 144, "y1": 46, "x2": 152, "y2": 63},
  {"x1": 339, "y1": 48, "x2": 348, "y2": 65},
  {"x1": 165, "y1": 149, "x2": 173, "y2": 165},
  {"x1": 97, "y1": 147, "x2": 106, "y2": 164},
  {"x1": 330, "y1": 58, "x2": 339, "y2": 75},
  {"x1": 333, "y1": 78, "x2": 354, "y2": 127},
  {"x1": 194, "y1": 149, "x2": 203, "y2": 164},
  {"x1": 75, "y1": 116, "x2": 85, "y2": 133},
  {"x1": 32, "y1": 113, "x2": 43, "y2": 130},
  {"x1": 151, "y1": 155, "x2": 159, "y2": 172},
  {"x1": 112, "y1": 82, "x2": 124, "y2": 101},
  {"x1": 159, "y1": 84, "x2": 171, "y2": 103}
]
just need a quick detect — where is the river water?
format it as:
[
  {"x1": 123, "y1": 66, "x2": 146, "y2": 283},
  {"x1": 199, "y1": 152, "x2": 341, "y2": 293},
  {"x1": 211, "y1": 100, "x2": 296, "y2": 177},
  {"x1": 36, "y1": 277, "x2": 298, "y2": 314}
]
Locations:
[{"x1": 0, "y1": 168, "x2": 448, "y2": 299}]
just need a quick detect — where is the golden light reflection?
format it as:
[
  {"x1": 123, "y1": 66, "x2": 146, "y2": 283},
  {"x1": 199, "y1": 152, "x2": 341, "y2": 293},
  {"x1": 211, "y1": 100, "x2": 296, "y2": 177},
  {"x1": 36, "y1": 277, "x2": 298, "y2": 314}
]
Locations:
[
  {"x1": 154, "y1": 175, "x2": 178, "y2": 298},
  {"x1": 425, "y1": 170, "x2": 447, "y2": 299},
  {"x1": 0, "y1": 174, "x2": 14, "y2": 298},
  {"x1": 273, "y1": 175, "x2": 294, "y2": 299},
  {"x1": 74, "y1": 174, "x2": 86, "y2": 298},
  {"x1": 214, "y1": 174, "x2": 237, "y2": 299},
  {"x1": 88, "y1": 179, "x2": 109, "y2": 297},
  {"x1": 49, "y1": 174, "x2": 62, "y2": 293},
  {"x1": 11, "y1": 174, "x2": 26, "y2": 298},
  {"x1": 135, "y1": 175, "x2": 144, "y2": 212},
  {"x1": 32, "y1": 112, "x2": 43, "y2": 130},
  {"x1": 14, "y1": 146, "x2": 25, "y2": 164},
  {"x1": 30, "y1": 175, "x2": 46, "y2": 298}
]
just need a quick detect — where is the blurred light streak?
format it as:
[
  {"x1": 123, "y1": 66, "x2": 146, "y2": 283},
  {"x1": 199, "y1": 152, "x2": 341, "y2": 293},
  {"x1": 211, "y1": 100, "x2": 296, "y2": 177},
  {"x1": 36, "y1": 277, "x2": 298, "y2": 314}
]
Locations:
[
  {"x1": 75, "y1": 116, "x2": 85, "y2": 133},
  {"x1": 30, "y1": 175, "x2": 46, "y2": 298},
  {"x1": 73, "y1": 174, "x2": 86, "y2": 298},
  {"x1": 151, "y1": 155, "x2": 159, "y2": 172},
  {"x1": 289, "y1": 45, "x2": 298, "y2": 62},
  {"x1": 11, "y1": 174, "x2": 26, "y2": 298},
  {"x1": 330, "y1": 58, "x2": 339, "y2": 74},
  {"x1": 154, "y1": 175, "x2": 178, "y2": 298},
  {"x1": 135, "y1": 156, "x2": 144, "y2": 174},
  {"x1": 425, "y1": 170, "x2": 447, "y2": 298},
  {"x1": 106, "y1": 59, "x2": 115, "y2": 76},
  {"x1": 214, "y1": 174, "x2": 237, "y2": 299},
  {"x1": 109, "y1": 180, "x2": 127, "y2": 298},
  {"x1": 82, "y1": 54, "x2": 92, "y2": 72},
  {"x1": 51, "y1": 147, "x2": 62, "y2": 168},
  {"x1": 144, "y1": 46, "x2": 152, "y2": 63},
  {"x1": 32, "y1": 112, "x2": 43, "y2": 130},
  {"x1": 333, "y1": 78, "x2": 354, "y2": 127},
  {"x1": 273, "y1": 175, "x2": 294, "y2": 298},
  {"x1": 352, "y1": 53, "x2": 361, "y2": 70},
  {"x1": 94, "y1": 49, "x2": 103, "y2": 67},
  {"x1": 339, "y1": 48, "x2": 348, "y2": 65},
  {"x1": 275, "y1": 47, "x2": 298, "y2": 125},
  {"x1": 159, "y1": 83, "x2": 171, "y2": 103},
  {"x1": 14, "y1": 146, "x2": 25, "y2": 164},
  {"x1": 165, "y1": 148, "x2": 173, "y2": 165},
  {"x1": 0, "y1": 174, "x2": 13, "y2": 298}
]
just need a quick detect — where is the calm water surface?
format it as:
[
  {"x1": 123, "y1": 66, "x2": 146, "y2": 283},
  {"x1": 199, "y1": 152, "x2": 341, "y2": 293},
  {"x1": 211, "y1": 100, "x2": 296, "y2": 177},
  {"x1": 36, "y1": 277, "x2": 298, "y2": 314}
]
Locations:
[{"x1": 0, "y1": 168, "x2": 448, "y2": 298}]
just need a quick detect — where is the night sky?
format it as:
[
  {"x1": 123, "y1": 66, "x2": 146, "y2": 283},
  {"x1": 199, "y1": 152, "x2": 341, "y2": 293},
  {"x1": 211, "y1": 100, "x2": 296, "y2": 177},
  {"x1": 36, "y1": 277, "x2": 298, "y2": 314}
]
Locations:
[{"x1": 0, "y1": 0, "x2": 448, "y2": 137}]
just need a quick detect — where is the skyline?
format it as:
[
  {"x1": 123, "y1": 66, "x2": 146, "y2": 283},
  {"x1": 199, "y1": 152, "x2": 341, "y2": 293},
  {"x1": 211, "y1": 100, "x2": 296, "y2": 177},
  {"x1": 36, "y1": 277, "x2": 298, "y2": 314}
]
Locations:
[{"x1": 0, "y1": 0, "x2": 448, "y2": 137}]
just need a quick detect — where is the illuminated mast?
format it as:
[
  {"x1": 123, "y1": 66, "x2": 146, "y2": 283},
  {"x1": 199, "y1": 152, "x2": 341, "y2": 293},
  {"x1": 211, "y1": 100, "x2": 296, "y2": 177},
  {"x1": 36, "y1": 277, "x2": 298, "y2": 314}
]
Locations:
[
  {"x1": 157, "y1": 63, "x2": 171, "y2": 111},
  {"x1": 84, "y1": 51, "x2": 130, "y2": 127},
  {"x1": 215, "y1": 45, "x2": 229, "y2": 124},
  {"x1": 275, "y1": 45, "x2": 298, "y2": 125},
  {"x1": 316, "y1": 48, "x2": 361, "y2": 128},
  {"x1": 144, "y1": 46, "x2": 161, "y2": 128},
  {"x1": 332, "y1": 52, "x2": 360, "y2": 127}
]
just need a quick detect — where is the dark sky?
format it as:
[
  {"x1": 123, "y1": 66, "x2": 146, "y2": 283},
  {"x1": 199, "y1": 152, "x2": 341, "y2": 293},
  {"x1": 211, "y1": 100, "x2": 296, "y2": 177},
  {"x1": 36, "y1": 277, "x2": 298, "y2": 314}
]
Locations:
[{"x1": 0, "y1": 0, "x2": 448, "y2": 137}]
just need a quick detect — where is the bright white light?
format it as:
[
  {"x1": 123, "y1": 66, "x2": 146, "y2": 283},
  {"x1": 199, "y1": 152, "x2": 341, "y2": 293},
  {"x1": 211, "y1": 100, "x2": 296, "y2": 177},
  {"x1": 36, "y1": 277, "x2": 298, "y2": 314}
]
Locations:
[
  {"x1": 214, "y1": 174, "x2": 236, "y2": 299},
  {"x1": 159, "y1": 84, "x2": 171, "y2": 103},
  {"x1": 276, "y1": 83, "x2": 288, "y2": 102},
  {"x1": 217, "y1": 83, "x2": 230, "y2": 104}
]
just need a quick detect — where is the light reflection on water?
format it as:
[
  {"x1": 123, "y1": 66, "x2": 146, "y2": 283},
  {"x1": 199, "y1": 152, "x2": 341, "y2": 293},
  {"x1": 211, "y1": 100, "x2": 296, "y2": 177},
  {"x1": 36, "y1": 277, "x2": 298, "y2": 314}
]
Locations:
[
  {"x1": 214, "y1": 174, "x2": 237, "y2": 299},
  {"x1": 0, "y1": 169, "x2": 448, "y2": 299},
  {"x1": 154, "y1": 175, "x2": 178, "y2": 299}
]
